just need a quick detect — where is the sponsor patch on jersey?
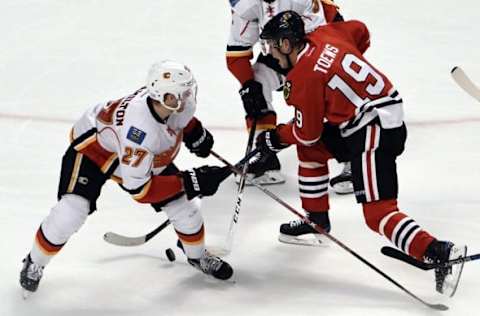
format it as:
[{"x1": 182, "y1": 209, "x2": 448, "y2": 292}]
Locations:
[
  {"x1": 283, "y1": 81, "x2": 292, "y2": 100},
  {"x1": 229, "y1": 0, "x2": 240, "y2": 7},
  {"x1": 127, "y1": 126, "x2": 146, "y2": 145}
]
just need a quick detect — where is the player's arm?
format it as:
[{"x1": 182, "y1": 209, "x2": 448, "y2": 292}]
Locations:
[
  {"x1": 121, "y1": 152, "x2": 230, "y2": 203},
  {"x1": 119, "y1": 143, "x2": 229, "y2": 203},
  {"x1": 277, "y1": 78, "x2": 325, "y2": 146},
  {"x1": 117, "y1": 145, "x2": 183, "y2": 204},
  {"x1": 255, "y1": 76, "x2": 325, "y2": 154}
]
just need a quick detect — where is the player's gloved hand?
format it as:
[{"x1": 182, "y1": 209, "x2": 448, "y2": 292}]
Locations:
[
  {"x1": 239, "y1": 80, "x2": 269, "y2": 118},
  {"x1": 255, "y1": 128, "x2": 290, "y2": 155},
  {"x1": 183, "y1": 120, "x2": 214, "y2": 158},
  {"x1": 181, "y1": 166, "x2": 232, "y2": 200}
]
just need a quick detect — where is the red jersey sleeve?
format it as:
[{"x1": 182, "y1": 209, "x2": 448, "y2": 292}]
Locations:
[
  {"x1": 183, "y1": 116, "x2": 200, "y2": 135},
  {"x1": 277, "y1": 72, "x2": 325, "y2": 146},
  {"x1": 131, "y1": 175, "x2": 183, "y2": 204}
]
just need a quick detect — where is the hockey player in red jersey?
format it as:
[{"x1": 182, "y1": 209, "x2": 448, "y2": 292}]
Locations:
[
  {"x1": 256, "y1": 10, "x2": 467, "y2": 296},
  {"x1": 226, "y1": 0, "x2": 352, "y2": 193},
  {"x1": 19, "y1": 60, "x2": 234, "y2": 297}
]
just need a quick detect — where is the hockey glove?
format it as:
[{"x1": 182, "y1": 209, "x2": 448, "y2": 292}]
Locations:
[
  {"x1": 256, "y1": 129, "x2": 289, "y2": 155},
  {"x1": 181, "y1": 166, "x2": 232, "y2": 200},
  {"x1": 183, "y1": 121, "x2": 214, "y2": 158},
  {"x1": 239, "y1": 80, "x2": 269, "y2": 118}
]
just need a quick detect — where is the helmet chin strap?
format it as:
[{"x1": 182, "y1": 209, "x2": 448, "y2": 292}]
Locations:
[
  {"x1": 278, "y1": 46, "x2": 294, "y2": 74},
  {"x1": 281, "y1": 41, "x2": 306, "y2": 74},
  {"x1": 160, "y1": 101, "x2": 180, "y2": 112}
]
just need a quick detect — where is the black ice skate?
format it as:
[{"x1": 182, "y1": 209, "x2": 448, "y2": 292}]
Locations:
[
  {"x1": 19, "y1": 254, "x2": 44, "y2": 299},
  {"x1": 236, "y1": 152, "x2": 285, "y2": 186},
  {"x1": 424, "y1": 240, "x2": 467, "y2": 297},
  {"x1": 329, "y1": 162, "x2": 353, "y2": 194},
  {"x1": 278, "y1": 212, "x2": 331, "y2": 247},
  {"x1": 188, "y1": 250, "x2": 233, "y2": 280}
]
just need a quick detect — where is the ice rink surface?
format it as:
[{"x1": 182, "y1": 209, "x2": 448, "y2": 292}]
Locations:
[{"x1": 1, "y1": 1, "x2": 480, "y2": 315}]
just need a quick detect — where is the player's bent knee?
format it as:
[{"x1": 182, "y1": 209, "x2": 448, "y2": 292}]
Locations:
[
  {"x1": 163, "y1": 196, "x2": 203, "y2": 234},
  {"x1": 42, "y1": 194, "x2": 90, "y2": 243}
]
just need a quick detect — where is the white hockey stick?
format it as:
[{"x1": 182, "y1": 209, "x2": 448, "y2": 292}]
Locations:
[
  {"x1": 451, "y1": 66, "x2": 480, "y2": 102},
  {"x1": 221, "y1": 119, "x2": 257, "y2": 256},
  {"x1": 103, "y1": 219, "x2": 171, "y2": 246}
]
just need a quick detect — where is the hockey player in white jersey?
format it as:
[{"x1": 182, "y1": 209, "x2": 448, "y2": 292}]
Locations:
[
  {"x1": 20, "y1": 60, "x2": 234, "y2": 297},
  {"x1": 226, "y1": 0, "x2": 352, "y2": 193}
]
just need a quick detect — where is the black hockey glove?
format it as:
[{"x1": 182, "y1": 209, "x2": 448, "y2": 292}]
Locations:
[
  {"x1": 255, "y1": 128, "x2": 289, "y2": 155},
  {"x1": 183, "y1": 121, "x2": 214, "y2": 158},
  {"x1": 239, "y1": 80, "x2": 269, "y2": 118},
  {"x1": 181, "y1": 166, "x2": 232, "y2": 200}
]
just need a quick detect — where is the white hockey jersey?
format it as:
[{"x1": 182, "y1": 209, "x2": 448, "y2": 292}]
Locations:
[
  {"x1": 227, "y1": 0, "x2": 338, "y2": 49},
  {"x1": 71, "y1": 85, "x2": 198, "y2": 203}
]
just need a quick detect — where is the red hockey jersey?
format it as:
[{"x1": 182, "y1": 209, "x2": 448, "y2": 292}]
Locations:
[{"x1": 277, "y1": 20, "x2": 404, "y2": 146}]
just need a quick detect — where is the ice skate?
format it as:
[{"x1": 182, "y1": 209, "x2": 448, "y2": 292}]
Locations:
[
  {"x1": 329, "y1": 162, "x2": 353, "y2": 194},
  {"x1": 188, "y1": 250, "x2": 234, "y2": 280},
  {"x1": 278, "y1": 212, "x2": 331, "y2": 246},
  {"x1": 19, "y1": 254, "x2": 43, "y2": 299},
  {"x1": 236, "y1": 152, "x2": 285, "y2": 186},
  {"x1": 424, "y1": 240, "x2": 467, "y2": 297}
]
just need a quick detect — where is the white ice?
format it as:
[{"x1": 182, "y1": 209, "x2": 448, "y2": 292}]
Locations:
[{"x1": 1, "y1": 1, "x2": 480, "y2": 315}]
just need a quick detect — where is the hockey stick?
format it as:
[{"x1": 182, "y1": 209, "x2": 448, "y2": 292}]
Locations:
[
  {"x1": 103, "y1": 219, "x2": 171, "y2": 247},
  {"x1": 210, "y1": 150, "x2": 448, "y2": 311},
  {"x1": 103, "y1": 148, "x2": 261, "y2": 247},
  {"x1": 451, "y1": 66, "x2": 480, "y2": 102},
  {"x1": 222, "y1": 118, "x2": 258, "y2": 256},
  {"x1": 381, "y1": 246, "x2": 480, "y2": 271}
]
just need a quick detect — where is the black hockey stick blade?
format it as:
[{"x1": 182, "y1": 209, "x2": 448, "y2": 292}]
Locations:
[
  {"x1": 382, "y1": 246, "x2": 480, "y2": 270},
  {"x1": 427, "y1": 304, "x2": 449, "y2": 311},
  {"x1": 381, "y1": 246, "x2": 432, "y2": 270},
  {"x1": 104, "y1": 219, "x2": 171, "y2": 246}
]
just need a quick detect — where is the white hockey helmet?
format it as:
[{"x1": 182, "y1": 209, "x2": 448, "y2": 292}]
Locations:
[{"x1": 146, "y1": 60, "x2": 194, "y2": 111}]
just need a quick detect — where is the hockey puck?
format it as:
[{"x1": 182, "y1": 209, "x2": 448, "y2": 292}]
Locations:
[{"x1": 165, "y1": 248, "x2": 176, "y2": 262}]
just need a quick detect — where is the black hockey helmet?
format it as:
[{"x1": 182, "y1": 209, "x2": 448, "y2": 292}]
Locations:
[{"x1": 260, "y1": 10, "x2": 306, "y2": 47}]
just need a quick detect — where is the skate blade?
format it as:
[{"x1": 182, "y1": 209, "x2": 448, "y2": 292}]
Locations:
[
  {"x1": 236, "y1": 171, "x2": 286, "y2": 186},
  {"x1": 201, "y1": 270, "x2": 236, "y2": 284},
  {"x1": 22, "y1": 289, "x2": 33, "y2": 300},
  {"x1": 331, "y1": 182, "x2": 354, "y2": 194},
  {"x1": 443, "y1": 245, "x2": 467, "y2": 297},
  {"x1": 278, "y1": 233, "x2": 329, "y2": 247}
]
